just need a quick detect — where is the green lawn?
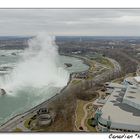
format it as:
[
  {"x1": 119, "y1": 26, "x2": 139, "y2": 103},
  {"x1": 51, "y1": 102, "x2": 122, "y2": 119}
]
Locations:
[
  {"x1": 24, "y1": 118, "x2": 32, "y2": 129},
  {"x1": 75, "y1": 100, "x2": 88, "y2": 128},
  {"x1": 91, "y1": 56, "x2": 114, "y2": 68},
  {"x1": 85, "y1": 103, "x2": 97, "y2": 132},
  {"x1": 86, "y1": 118, "x2": 97, "y2": 132},
  {"x1": 71, "y1": 79, "x2": 81, "y2": 85}
]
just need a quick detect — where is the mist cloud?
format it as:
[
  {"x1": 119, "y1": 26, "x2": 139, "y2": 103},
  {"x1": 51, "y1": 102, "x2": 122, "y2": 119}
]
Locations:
[{"x1": 0, "y1": 33, "x2": 69, "y2": 94}]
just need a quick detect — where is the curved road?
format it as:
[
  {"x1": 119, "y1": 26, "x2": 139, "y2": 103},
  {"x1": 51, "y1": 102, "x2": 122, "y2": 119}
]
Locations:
[
  {"x1": 0, "y1": 57, "x2": 121, "y2": 132},
  {"x1": 74, "y1": 57, "x2": 121, "y2": 132}
]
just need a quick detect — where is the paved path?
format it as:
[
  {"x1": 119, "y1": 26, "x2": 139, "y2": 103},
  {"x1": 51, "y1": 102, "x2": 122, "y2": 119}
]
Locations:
[
  {"x1": 107, "y1": 57, "x2": 121, "y2": 73},
  {"x1": 80, "y1": 102, "x2": 91, "y2": 132},
  {"x1": 74, "y1": 101, "x2": 91, "y2": 132},
  {"x1": 0, "y1": 57, "x2": 121, "y2": 132},
  {"x1": 0, "y1": 93, "x2": 59, "y2": 131},
  {"x1": 74, "y1": 57, "x2": 121, "y2": 132},
  {"x1": 16, "y1": 121, "x2": 30, "y2": 132},
  {"x1": 80, "y1": 103, "x2": 88, "y2": 131}
]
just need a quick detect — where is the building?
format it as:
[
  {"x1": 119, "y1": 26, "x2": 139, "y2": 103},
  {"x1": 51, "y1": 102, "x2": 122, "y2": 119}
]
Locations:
[
  {"x1": 134, "y1": 76, "x2": 140, "y2": 84},
  {"x1": 37, "y1": 108, "x2": 52, "y2": 127},
  {"x1": 94, "y1": 76, "x2": 140, "y2": 132},
  {"x1": 136, "y1": 65, "x2": 140, "y2": 76},
  {"x1": 74, "y1": 71, "x2": 88, "y2": 79}
]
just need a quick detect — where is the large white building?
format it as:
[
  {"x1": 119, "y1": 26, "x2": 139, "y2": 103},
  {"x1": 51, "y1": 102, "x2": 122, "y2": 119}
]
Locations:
[{"x1": 96, "y1": 76, "x2": 140, "y2": 132}]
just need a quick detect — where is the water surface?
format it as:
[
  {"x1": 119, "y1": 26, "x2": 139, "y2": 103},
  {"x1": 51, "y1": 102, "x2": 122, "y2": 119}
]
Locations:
[{"x1": 0, "y1": 50, "x2": 89, "y2": 125}]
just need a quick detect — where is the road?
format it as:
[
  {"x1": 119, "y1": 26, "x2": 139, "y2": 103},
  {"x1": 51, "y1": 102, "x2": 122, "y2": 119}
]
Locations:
[
  {"x1": 106, "y1": 57, "x2": 121, "y2": 73},
  {"x1": 0, "y1": 56, "x2": 121, "y2": 132},
  {"x1": 0, "y1": 92, "x2": 61, "y2": 131},
  {"x1": 74, "y1": 57, "x2": 121, "y2": 132},
  {"x1": 94, "y1": 57, "x2": 121, "y2": 82}
]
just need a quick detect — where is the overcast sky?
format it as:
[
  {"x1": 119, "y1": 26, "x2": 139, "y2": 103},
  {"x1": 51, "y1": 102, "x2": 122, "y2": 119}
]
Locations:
[{"x1": 0, "y1": 9, "x2": 140, "y2": 36}]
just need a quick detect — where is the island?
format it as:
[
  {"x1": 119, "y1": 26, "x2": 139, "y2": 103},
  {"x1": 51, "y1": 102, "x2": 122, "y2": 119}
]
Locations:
[{"x1": 64, "y1": 63, "x2": 72, "y2": 68}]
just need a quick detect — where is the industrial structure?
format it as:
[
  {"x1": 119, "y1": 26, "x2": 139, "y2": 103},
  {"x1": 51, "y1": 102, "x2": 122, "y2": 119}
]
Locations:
[{"x1": 93, "y1": 76, "x2": 140, "y2": 132}]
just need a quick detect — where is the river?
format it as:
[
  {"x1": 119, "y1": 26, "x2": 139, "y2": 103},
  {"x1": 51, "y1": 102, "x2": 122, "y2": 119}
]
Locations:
[{"x1": 0, "y1": 50, "x2": 89, "y2": 125}]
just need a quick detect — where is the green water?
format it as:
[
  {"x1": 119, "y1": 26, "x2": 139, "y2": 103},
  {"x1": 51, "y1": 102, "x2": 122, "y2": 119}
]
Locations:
[{"x1": 0, "y1": 50, "x2": 89, "y2": 125}]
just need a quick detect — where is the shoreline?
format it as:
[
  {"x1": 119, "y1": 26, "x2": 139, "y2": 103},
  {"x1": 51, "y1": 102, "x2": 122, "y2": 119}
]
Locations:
[
  {"x1": 0, "y1": 54, "x2": 90, "y2": 128},
  {"x1": 0, "y1": 53, "x2": 122, "y2": 131},
  {"x1": 60, "y1": 53, "x2": 90, "y2": 69}
]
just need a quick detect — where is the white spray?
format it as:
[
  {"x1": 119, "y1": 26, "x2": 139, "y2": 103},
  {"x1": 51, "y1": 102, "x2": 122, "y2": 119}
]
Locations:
[{"x1": 1, "y1": 33, "x2": 69, "y2": 95}]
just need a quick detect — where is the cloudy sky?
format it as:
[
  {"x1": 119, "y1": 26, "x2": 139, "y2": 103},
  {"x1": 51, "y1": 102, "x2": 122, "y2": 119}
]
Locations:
[{"x1": 0, "y1": 9, "x2": 140, "y2": 36}]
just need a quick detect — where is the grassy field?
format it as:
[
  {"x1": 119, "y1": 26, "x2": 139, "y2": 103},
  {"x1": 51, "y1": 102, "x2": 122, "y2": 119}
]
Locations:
[
  {"x1": 82, "y1": 55, "x2": 114, "y2": 81},
  {"x1": 71, "y1": 55, "x2": 113, "y2": 81},
  {"x1": 86, "y1": 118, "x2": 96, "y2": 132},
  {"x1": 98, "y1": 58, "x2": 114, "y2": 68},
  {"x1": 91, "y1": 56, "x2": 114, "y2": 68},
  {"x1": 84, "y1": 103, "x2": 97, "y2": 132},
  {"x1": 112, "y1": 77, "x2": 124, "y2": 83},
  {"x1": 71, "y1": 79, "x2": 81, "y2": 85},
  {"x1": 75, "y1": 99, "x2": 97, "y2": 132},
  {"x1": 75, "y1": 99, "x2": 88, "y2": 129},
  {"x1": 24, "y1": 118, "x2": 31, "y2": 129},
  {"x1": 125, "y1": 72, "x2": 136, "y2": 77},
  {"x1": 88, "y1": 60, "x2": 96, "y2": 73}
]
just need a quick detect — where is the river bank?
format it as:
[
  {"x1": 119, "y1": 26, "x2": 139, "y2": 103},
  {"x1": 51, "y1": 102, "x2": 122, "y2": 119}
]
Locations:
[
  {"x1": 0, "y1": 54, "x2": 121, "y2": 131},
  {"x1": 0, "y1": 54, "x2": 90, "y2": 131}
]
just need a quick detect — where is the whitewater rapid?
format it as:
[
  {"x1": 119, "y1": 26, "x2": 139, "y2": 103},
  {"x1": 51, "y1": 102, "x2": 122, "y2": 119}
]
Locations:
[
  {"x1": 0, "y1": 33, "x2": 69, "y2": 95},
  {"x1": 0, "y1": 33, "x2": 89, "y2": 125}
]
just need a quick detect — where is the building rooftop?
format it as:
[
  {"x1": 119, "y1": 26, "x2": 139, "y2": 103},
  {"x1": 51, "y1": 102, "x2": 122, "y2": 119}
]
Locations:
[
  {"x1": 99, "y1": 87, "x2": 140, "y2": 131},
  {"x1": 107, "y1": 83, "x2": 125, "y2": 89},
  {"x1": 134, "y1": 76, "x2": 140, "y2": 83},
  {"x1": 123, "y1": 85, "x2": 140, "y2": 110},
  {"x1": 124, "y1": 77, "x2": 138, "y2": 85}
]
